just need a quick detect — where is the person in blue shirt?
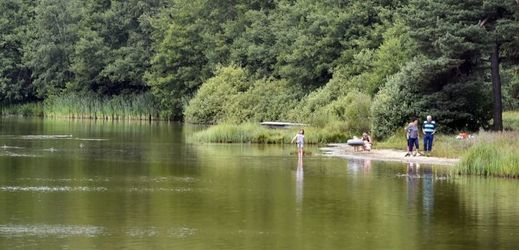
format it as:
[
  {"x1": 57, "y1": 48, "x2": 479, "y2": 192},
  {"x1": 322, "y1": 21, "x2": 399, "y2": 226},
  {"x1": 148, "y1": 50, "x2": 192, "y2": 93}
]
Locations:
[{"x1": 422, "y1": 115, "x2": 437, "y2": 156}]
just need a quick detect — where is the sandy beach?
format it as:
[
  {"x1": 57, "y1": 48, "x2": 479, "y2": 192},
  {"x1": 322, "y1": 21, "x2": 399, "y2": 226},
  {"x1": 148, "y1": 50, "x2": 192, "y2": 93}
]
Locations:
[{"x1": 320, "y1": 143, "x2": 460, "y2": 166}]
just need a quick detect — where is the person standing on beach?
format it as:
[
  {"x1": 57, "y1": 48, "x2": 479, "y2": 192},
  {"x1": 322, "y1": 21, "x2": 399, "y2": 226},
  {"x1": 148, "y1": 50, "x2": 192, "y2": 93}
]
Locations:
[
  {"x1": 291, "y1": 129, "x2": 305, "y2": 156},
  {"x1": 405, "y1": 118, "x2": 419, "y2": 157},
  {"x1": 423, "y1": 115, "x2": 437, "y2": 156}
]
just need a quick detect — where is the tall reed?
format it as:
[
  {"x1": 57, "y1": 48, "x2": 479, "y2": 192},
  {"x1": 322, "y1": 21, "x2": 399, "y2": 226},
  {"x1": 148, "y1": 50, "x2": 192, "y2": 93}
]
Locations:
[
  {"x1": 43, "y1": 93, "x2": 161, "y2": 120},
  {"x1": 189, "y1": 123, "x2": 350, "y2": 144},
  {"x1": 455, "y1": 132, "x2": 519, "y2": 178}
]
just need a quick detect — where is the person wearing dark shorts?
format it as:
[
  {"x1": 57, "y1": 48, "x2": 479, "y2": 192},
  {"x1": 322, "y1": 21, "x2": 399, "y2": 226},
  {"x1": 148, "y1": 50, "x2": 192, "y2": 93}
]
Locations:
[{"x1": 405, "y1": 118, "x2": 419, "y2": 157}]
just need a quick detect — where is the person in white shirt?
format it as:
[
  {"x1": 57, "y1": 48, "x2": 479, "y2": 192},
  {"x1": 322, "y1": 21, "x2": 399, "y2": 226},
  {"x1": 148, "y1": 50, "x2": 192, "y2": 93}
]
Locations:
[{"x1": 291, "y1": 129, "x2": 305, "y2": 156}]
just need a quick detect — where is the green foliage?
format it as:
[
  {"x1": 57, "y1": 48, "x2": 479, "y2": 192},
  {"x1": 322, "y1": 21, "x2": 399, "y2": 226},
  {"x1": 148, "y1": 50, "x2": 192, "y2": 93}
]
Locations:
[
  {"x1": 502, "y1": 66, "x2": 519, "y2": 110},
  {"x1": 225, "y1": 78, "x2": 302, "y2": 123},
  {"x1": 0, "y1": 0, "x2": 517, "y2": 137},
  {"x1": 0, "y1": 102, "x2": 44, "y2": 117},
  {"x1": 455, "y1": 132, "x2": 519, "y2": 178},
  {"x1": 503, "y1": 111, "x2": 519, "y2": 130},
  {"x1": 184, "y1": 66, "x2": 249, "y2": 124},
  {"x1": 371, "y1": 56, "x2": 492, "y2": 139},
  {"x1": 185, "y1": 65, "x2": 304, "y2": 124},
  {"x1": 144, "y1": 2, "x2": 227, "y2": 116},
  {"x1": 0, "y1": 0, "x2": 36, "y2": 104},
  {"x1": 26, "y1": 0, "x2": 80, "y2": 98}
]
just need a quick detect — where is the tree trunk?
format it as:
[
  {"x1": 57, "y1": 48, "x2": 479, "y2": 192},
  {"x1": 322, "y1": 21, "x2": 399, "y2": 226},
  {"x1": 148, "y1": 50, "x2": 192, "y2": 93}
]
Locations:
[{"x1": 491, "y1": 41, "x2": 503, "y2": 131}]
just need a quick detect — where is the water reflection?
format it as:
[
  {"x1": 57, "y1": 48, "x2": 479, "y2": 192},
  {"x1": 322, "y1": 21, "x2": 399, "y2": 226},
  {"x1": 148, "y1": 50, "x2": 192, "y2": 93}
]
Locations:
[
  {"x1": 422, "y1": 166, "x2": 434, "y2": 221},
  {"x1": 2, "y1": 118, "x2": 519, "y2": 249},
  {"x1": 295, "y1": 155, "x2": 304, "y2": 213},
  {"x1": 405, "y1": 162, "x2": 435, "y2": 220},
  {"x1": 347, "y1": 159, "x2": 372, "y2": 174},
  {"x1": 406, "y1": 162, "x2": 420, "y2": 209}
]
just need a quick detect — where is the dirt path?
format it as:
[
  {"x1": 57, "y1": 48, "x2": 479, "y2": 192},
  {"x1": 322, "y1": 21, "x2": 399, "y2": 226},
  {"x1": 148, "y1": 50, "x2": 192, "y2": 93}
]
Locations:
[{"x1": 320, "y1": 143, "x2": 460, "y2": 166}]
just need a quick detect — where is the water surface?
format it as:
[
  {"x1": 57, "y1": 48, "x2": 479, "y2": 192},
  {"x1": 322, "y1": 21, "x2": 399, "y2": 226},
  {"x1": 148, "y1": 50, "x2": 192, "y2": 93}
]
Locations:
[{"x1": 0, "y1": 118, "x2": 518, "y2": 249}]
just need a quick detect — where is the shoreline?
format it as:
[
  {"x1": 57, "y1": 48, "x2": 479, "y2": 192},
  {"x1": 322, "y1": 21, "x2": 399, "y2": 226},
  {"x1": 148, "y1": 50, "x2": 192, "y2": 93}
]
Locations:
[{"x1": 320, "y1": 143, "x2": 460, "y2": 166}]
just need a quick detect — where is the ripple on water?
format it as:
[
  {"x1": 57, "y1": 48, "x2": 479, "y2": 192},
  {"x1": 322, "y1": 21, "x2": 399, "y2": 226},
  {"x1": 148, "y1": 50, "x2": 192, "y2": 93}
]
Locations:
[
  {"x1": 0, "y1": 186, "x2": 108, "y2": 192},
  {"x1": 0, "y1": 151, "x2": 39, "y2": 158},
  {"x1": 16, "y1": 177, "x2": 112, "y2": 183},
  {"x1": 127, "y1": 187, "x2": 193, "y2": 193},
  {"x1": 74, "y1": 138, "x2": 109, "y2": 141},
  {"x1": 20, "y1": 135, "x2": 73, "y2": 140},
  {"x1": 0, "y1": 224, "x2": 104, "y2": 237},
  {"x1": 125, "y1": 227, "x2": 198, "y2": 238}
]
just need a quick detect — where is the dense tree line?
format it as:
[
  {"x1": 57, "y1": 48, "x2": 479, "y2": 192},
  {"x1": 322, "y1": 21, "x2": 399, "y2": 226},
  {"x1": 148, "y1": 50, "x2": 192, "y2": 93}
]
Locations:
[{"x1": 1, "y1": 0, "x2": 518, "y2": 137}]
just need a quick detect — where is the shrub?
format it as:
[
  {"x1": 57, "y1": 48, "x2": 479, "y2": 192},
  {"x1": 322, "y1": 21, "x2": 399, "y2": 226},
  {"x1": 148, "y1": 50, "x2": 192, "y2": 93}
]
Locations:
[
  {"x1": 224, "y1": 78, "x2": 302, "y2": 123},
  {"x1": 184, "y1": 66, "x2": 250, "y2": 124}
]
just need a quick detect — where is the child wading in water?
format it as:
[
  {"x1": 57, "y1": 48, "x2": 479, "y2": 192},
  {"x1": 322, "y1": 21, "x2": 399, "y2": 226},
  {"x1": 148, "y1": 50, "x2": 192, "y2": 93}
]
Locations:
[{"x1": 291, "y1": 129, "x2": 305, "y2": 156}]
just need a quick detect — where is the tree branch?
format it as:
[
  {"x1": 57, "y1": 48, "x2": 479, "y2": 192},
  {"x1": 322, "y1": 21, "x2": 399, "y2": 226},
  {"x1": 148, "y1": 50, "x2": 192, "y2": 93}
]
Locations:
[{"x1": 478, "y1": 18, "x2": 488, "y2": 27}]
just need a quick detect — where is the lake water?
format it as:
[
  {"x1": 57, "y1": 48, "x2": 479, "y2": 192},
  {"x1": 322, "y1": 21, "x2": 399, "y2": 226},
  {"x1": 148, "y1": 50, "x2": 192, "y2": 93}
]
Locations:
[{"x1": 0, "y1": 118, "x2": 518, "y2": 249}]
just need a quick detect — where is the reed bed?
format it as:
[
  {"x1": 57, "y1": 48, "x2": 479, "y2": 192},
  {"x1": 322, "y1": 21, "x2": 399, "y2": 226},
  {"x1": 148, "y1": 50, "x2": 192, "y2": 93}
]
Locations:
[
  {"x1": 43, "y1": 93, "x2": 161, "y2": 120},
  {"x1": 189, "y1": 123, "x2": 350, "y2": 144},
  {"x1": 454, "y1": 131, "x2": 519, "y2": 178}
]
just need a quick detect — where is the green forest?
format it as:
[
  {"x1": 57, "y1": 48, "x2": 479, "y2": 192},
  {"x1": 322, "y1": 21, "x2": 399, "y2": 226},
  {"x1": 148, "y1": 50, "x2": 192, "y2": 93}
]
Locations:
[{"x1": 1, "y1": 0, "x2": 519, "y2": 139}]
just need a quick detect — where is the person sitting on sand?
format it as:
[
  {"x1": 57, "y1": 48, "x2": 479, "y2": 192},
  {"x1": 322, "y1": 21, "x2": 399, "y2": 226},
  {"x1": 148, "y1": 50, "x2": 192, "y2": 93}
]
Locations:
[
  {"x1": 362, "y1": 132, "x2": 372, "y2": 151},
  {"x1": 291, "y1": 129, "x2": 305, "y2": 155}
]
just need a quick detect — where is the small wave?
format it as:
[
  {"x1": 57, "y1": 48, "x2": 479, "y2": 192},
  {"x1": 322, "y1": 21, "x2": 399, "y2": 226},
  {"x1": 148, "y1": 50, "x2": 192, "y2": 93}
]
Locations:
[
  {"x1": 0, "y1": 224, "x2": 103, "y2": 237},
  {"x1": 21, "y1": 135, "x2": 73, "y2": 140},
  {"x1": 42, "y1": 148, "x2": 60, "y2": 152},
  {"x1": 0, "y1": 186, "x2": 108, "y2": 192},
  {"x1": 16, "y1": 177, "x2": 112, "y2": 183},
  {"x1": 136, "y1": 176, "x2": 197, "y2": 183},
  {"x1": 75, "y1": 138, "x2": 109, "y2": 141},
  {"x1": 168, "y1": 227, "x2": 198, "y2": 238},
  {"x1": 0, "y1": 151, "x2": 39, "y2": 158},
  {"x1": 127, "y1": 187, "x2": 192, "y2": 193},
  {"x1": 127, "y1": 227, "x2": 160, "y2": 237},
  {"x1": 0, "y1": 145, "x2": 24, "y2": 149}
]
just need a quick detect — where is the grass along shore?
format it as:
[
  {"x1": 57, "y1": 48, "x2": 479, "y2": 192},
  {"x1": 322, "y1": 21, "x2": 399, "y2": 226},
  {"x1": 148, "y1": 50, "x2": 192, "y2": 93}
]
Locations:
[
  {"x1": 189, "y1": 123, "x2": 350, "y2": 144},
  {"x1": 1, "y1": 93, "x2": 163, "y2": 120},
  {"x1": 191, "y1": 123, "x2": 519, "y2": 178},
  {"x1": 454, "y1": 132, "x2": 519, "y2": 178},
  {"x1": 504, "y1": 111, "x2": 519, "y2": 130}
]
